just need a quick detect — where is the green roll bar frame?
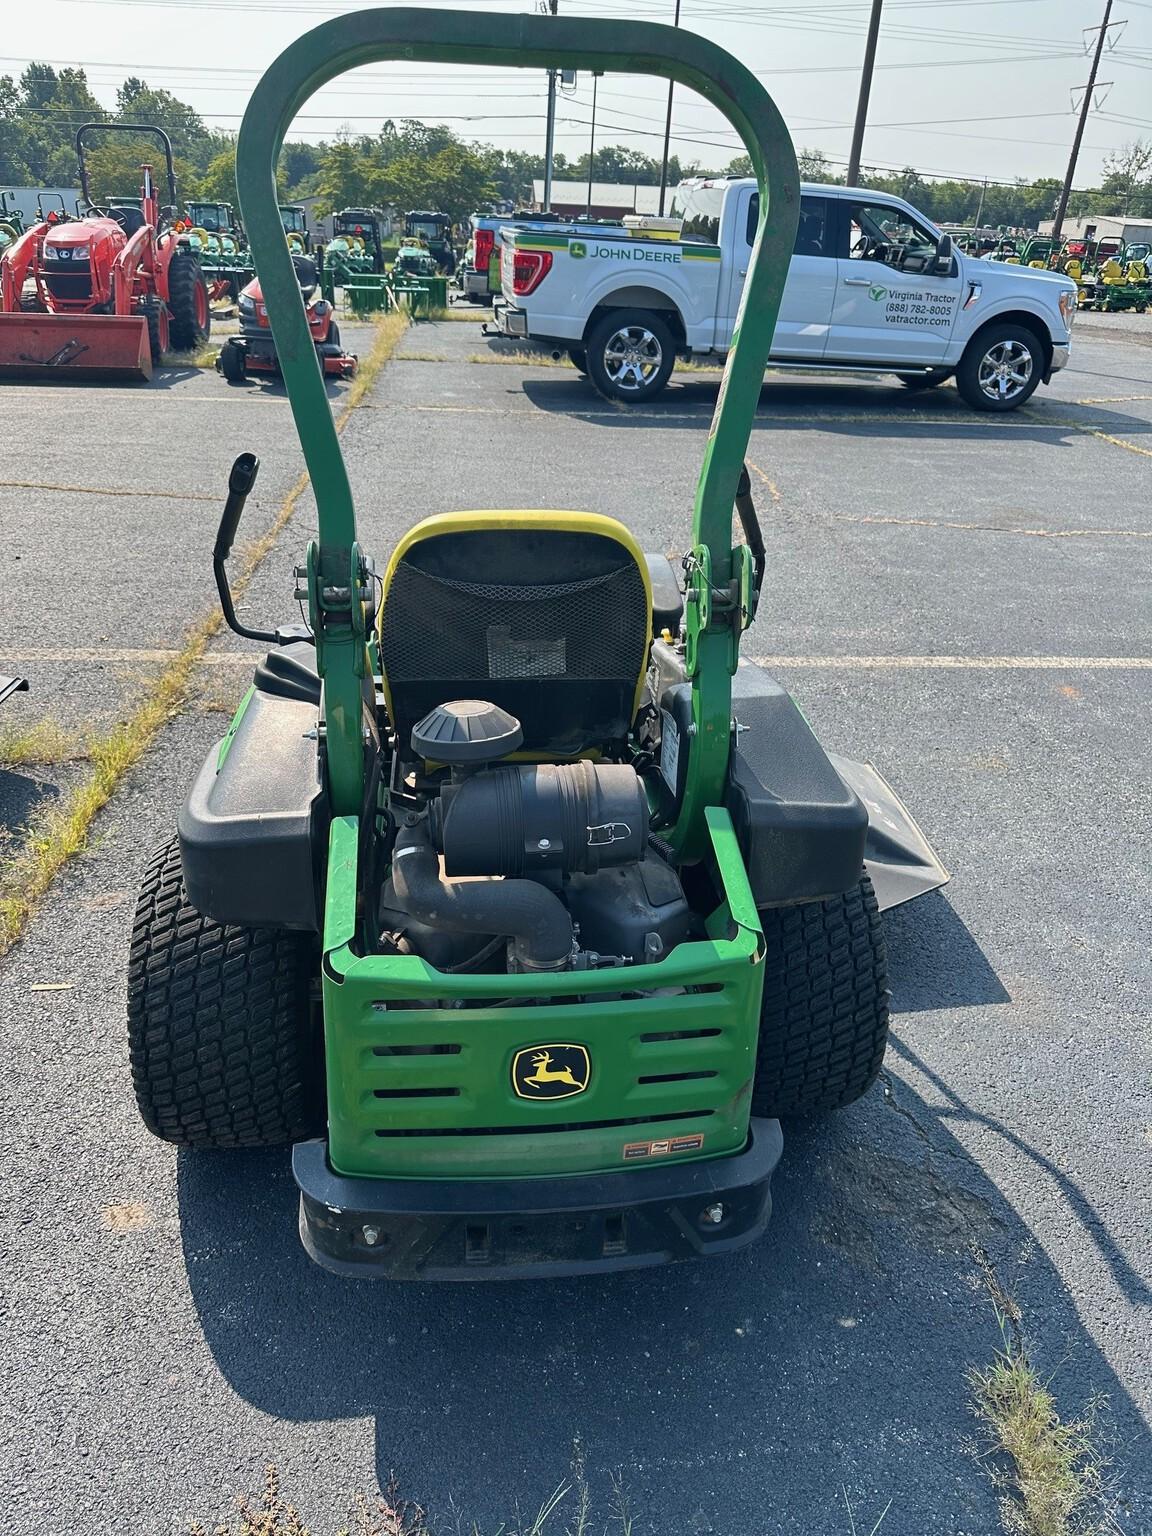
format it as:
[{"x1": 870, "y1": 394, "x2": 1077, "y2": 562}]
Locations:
[{"x1": 236, "y1": 8, "x2": 798, "y2": 858}]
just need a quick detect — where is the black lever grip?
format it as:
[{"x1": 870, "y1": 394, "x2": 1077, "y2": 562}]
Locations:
[{"x1": 214, "y1": 452, "x2": 260, "y2": 562}]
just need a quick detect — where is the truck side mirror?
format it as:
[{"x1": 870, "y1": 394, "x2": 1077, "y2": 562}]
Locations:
[{"x1": 933, "y1": 233, "x2": 954, "y2": 276}]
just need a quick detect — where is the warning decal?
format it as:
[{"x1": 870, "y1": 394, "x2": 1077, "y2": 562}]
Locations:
[{"x1": 623, "y1": 1134, "x2": 705, "y2": 1161}]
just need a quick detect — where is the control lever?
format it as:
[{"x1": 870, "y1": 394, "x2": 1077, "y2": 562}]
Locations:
[
  {"x1": 213, "y1": 453, "x2": 280, "y2": 644},
  {"x1": 735, "y1": 462, "x2": 766, "y2": 613}
]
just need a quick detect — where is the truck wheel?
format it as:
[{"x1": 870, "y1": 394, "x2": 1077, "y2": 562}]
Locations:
[
  {"x1": 568, "y1": 346, "x2": 588, "y2": 375},
  {"x1": 127, "y1": 835, "x2": 322, "y2": 1148},
  {"x1": 586, "y1": 309, "x2": 676, "y2": 403},
  {"x1": 219, "y1": 338, "x2": 247, "y2": 382},
  {"x1": 166, "y1": 248, "x2": 211, "y2": 351},
  {"x1": 898, "y1": 369, "x2": 949, "y2": 391},
  {"x1": 955, "y1": 323, "x2": 1043, "y2": 411},
  {"x1": 750, "y1": 876, "x2": 889, "y2": 1117}
]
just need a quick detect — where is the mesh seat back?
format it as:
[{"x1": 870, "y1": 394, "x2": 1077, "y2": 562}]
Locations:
[{"x1": 379, "y1": 518, "x2": 651, "y2": 757}]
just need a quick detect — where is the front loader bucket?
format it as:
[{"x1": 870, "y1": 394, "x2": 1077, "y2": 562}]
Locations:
[
  {"x1": 0, "y1": 313, "x2": 152, "y2": 382},
  {"x1": 830, "y1": 754, "x2": 950, "y2": 912}
]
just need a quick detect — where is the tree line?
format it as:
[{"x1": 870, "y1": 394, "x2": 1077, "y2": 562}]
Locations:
[{"x1": 2, "y1": 63, "x2": 1149, "y2": 230}]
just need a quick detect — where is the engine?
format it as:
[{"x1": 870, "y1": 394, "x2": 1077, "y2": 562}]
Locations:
[{"x1": 378, "y1": 700, "x2": 698, "y2": 974}]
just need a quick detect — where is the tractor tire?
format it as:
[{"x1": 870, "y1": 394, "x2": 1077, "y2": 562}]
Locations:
[
  {"x1": 166, "y1": 248, "x2": 211, "y2": 351},
  {"x1": 568, "y1": 346, "x2": 589, "y2": 375},
  {"x1": 954, "y1": 322, "x2": 1043, "y2": 412},
  {"x1": 898, "y1": 369, "x2": 950, "y2": 391},
  {"x1": 750, "y1": 876, "x2": 890, "y2": 1117},
  {"x1": 127, "y1": 835, "x2": 322, "y2": 1148},
  {"x1": 585, "y1": 308, "x2": 676, "y2": 403},
  {"x1": 219, "y1": 338, "x2": 247, "y2": 383},
  {"x1": 141, "y1": 298, "x2": 167, "y2": 365}
]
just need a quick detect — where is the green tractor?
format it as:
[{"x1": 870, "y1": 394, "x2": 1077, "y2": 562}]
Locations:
[
  {"x1": 404, "y1": 208, "x2": 456, "y2": 274},
  {"x1": 0, "y1": 193, "x2": 24, "y2": 256},
  {"x1": 331, "y1": 208, "x2": 388, "y2": 274},
  {"x1": 392, "y1": 239, "x2": 439, "y2": 279},
  {"x1": 126, "y1": 9, "x2": 946, "y2": 1279},
  {"x1": 280, "y1": 202, "x2": 311, "y2": 253}
]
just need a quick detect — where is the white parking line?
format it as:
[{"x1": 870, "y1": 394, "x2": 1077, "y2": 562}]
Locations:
[
  {"x1": 4, "y1": 649, "x2": 1150, "y2": 671},
  {"x1": 751, "y1": 655, "x2": 1152, "y2": 669}
]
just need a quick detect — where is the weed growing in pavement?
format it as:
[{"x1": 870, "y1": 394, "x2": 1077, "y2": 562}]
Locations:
[
  {"x1": 464, "y1": 351, "x2": 570, "y2": 368},
  {"x1": 188, "y1": 1461, "x2": 636, "y2": 1536},
  {"x1": 969, "y1": 1306, "x2": 1118, "y2": 1536},
  {"x1": 0, "y1": 717, "x2": 86, "y2": 767},
  {"x1": 0, "y1": 312, "x2": 408, "y2": 954}
]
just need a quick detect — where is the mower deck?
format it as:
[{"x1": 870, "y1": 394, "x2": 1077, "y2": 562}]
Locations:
[{"x1": 293, "y1": 1120, "x2": 782, "y2": 1279}]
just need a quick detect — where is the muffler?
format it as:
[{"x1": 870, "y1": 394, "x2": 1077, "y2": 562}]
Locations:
[{"x1": 0, "y1": 313, "x2": 152, "y2": 381}]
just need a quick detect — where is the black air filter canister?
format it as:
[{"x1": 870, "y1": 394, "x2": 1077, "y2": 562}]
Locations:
[{"x1": 432, "y1": 760, "x2": 648, "y2": 876}]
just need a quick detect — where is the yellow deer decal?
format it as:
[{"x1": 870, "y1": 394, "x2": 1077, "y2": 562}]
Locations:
[{"x1": 523, "y1": 1050, "x2": 581, "y2": 1088}]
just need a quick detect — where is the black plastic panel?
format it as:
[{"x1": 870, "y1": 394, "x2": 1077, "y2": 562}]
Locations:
[
  {"x1": 725, "y1": 662, "x2": 867, "y2": 905},
  {"x1": 178, "y1": 688, "x2": 325, "y2": 931}
]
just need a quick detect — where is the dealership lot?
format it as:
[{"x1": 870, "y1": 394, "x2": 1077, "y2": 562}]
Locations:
[{"x1": 1, "y1": 317, "x2": 1149, "y2": 1535}]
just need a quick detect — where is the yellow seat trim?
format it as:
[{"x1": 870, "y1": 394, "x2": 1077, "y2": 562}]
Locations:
[{"x1": 378, "y1": 510, "x2": 655, "y2": 738}]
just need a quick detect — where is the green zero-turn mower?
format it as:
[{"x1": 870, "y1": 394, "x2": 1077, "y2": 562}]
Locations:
[{"x1": 126, "y1": 8, "x2": 948, "y2": 1280}]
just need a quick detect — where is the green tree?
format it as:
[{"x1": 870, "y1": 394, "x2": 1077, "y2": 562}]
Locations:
[
  {"x1": 197, "y1": 146, "x2": 238, "y2": 204},
  {"x1": 1100, "y1": 140, "x2": 1152, "y2": 216},
  {"x1": 379, "y1": 141, "x2": 497, "y2": 225}
]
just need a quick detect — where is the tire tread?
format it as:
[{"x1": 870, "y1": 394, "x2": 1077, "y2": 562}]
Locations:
[{"x1": 126, "y1": 836, "x2": 319, "y2": 1147}]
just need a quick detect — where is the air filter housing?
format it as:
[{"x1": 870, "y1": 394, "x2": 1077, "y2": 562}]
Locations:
[{"x1": 410, "y1": 699, "x2": 523, "y2": 765}]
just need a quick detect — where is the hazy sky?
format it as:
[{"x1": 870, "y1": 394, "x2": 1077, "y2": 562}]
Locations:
[{"x1": 5, "y1": 0, "x2": 1151, "y2": 188}]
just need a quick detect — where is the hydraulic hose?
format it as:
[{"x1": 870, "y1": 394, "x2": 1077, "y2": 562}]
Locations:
[{"x1": 390, "y1": 819, "x2": 574, "y2": 973}]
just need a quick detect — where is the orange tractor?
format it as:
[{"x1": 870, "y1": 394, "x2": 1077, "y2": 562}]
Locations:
[{"x1": 0, "y1": 123, "x2": 209, "y2": 382}]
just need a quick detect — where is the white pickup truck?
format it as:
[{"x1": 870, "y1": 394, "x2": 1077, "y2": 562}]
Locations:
[{"x1": 493, "y1": 177, "x2": 1078, "y2": 411}]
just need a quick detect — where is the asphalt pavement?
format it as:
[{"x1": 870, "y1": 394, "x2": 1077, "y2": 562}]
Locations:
[{"x1": 1, "y1": 313, "x2": 1149, "y2": 1536}]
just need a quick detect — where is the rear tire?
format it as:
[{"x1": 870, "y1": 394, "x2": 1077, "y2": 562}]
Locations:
[
  {"x1": 568, "y1": 346, "x2": 588, "y2": 374},
  {"x1": 586, "y1": 308, "x2": 676, "y2": 403},
  {"x1": 127, "y1": 836, "x2": 322, "y2": 1148},
  {"x1": 750, "y1": 876, "x2": 889, "y2": 1116},
  {"x1": 166, "y1": 248, "x2": 211, "y2": 351}
]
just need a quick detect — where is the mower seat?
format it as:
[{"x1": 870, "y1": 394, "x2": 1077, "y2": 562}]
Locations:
[{"x1": 378, "y1": 511, "x2": 652, "y2": 759}]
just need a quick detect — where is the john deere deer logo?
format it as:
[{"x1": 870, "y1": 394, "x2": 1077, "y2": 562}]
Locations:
[{"x1": 512, "y1": 1044, "x2": 591, "y2": 1100}]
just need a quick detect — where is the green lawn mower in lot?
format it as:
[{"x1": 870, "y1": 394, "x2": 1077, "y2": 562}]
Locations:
[{"x1": 126, "y1": 8, "x2": 947, "y2": 1280}]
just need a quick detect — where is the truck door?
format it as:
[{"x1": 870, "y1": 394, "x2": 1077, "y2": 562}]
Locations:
[
  {"x1": 720, "y1": 189, "x2": 835, "y2": 359},
  {"x1": 829, "y1": 198, "x2": 962, "y2": 363}
]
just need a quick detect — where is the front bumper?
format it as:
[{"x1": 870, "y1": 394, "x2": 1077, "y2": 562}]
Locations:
[
  {"x1": 1049, "y1": 341, "x2": 1070, "y2": 374},
  {"x1": 293, "y1": 1118, "x2": 783, "y2": 1280}
]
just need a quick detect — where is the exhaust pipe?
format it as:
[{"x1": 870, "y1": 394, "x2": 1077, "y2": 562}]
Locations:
[{"x1": 550, "y1": 348, "x2": 563, "y2": 361}]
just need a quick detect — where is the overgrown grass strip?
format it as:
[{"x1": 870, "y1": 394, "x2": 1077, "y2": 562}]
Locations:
[{"x1": 0, "y1": 311, "x2": 408, "y2": 954}]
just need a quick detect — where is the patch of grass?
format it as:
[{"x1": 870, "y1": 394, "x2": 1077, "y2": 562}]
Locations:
[
  {"x1": 191, "y1": 1461, "x2": 633, "y2": 1536},
  {"x1": 0, "y1": 311, "x2": 408, "y2": 956},
  {"x1": 465, "y1": 350, "x2": 569, "y2": 368},
  {"x1": 426, "y1": 306, "x2": 488, "y2": 321},
  {"x1": 0, "y1": 717, "x2": 86, "y2": 768},
  {"x1": 167, "y1": 341, "x2": 218, "y2": 369},
  {"x1": 969, "y1": 1309, "x2": 1115, "y2": 1536}
]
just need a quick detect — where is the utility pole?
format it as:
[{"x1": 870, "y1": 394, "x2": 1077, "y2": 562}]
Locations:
[
  {"x1": 846, "y1": 0, "x2": 883, "y2": 187},
  {"x1": 542, "y1": 0, "x2": 558, "y2": 211},
  {"x1": 657, "y1": 0, "x2": 682, "y2": 217},
  {"x1": 586, "y1": 71, "x2": 602, "y2": 217},
  {"x1": 974, "y1": 177, "x2": 987, "y2": 230},
  {"x1": 1052, "y1": 0, "x2": 1115, "y2": 240}
]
